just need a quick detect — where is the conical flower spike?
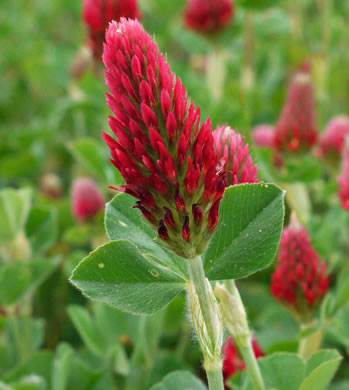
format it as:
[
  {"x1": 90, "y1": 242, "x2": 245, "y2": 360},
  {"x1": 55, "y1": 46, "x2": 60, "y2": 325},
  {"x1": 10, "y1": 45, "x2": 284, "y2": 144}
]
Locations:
[
  {"x1": 213, "y1": 126, "x2": 259, "y2": 186},
  {"x1": 274, "y1": 69, "x2": 318, "y2": 153},
  {"x1": 103, "y1": 19, "x2": 225, "y2": 258},
  {"x1": 271, "y1": 221, "x2": 330, "y2": 320}
]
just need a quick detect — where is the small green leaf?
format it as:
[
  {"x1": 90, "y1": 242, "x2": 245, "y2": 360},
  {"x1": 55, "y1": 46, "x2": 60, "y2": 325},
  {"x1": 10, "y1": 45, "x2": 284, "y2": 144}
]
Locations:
[
  {"x1": 4, "y1": 351, "x2": 53, "y2": 386},
  {"x1": 67, "y1": 305, "x2": 104, "y2": 357},
  {"x1": 105, "y1": 193, "x2": 188, "y2": 278},
  {"x1": 335, "y1": 270, "x2": 349, "y2": 311},
  {"x1": 0, "y1": 258, "x2": 60, "y2": 305},
  {"x1": 69, "y1": 138, "x2": 122, "y2": 185},
  {"x1": 204, "y1": 184, "x2": 285, "y2": 280},
  {"x1": 25, "y1": 208, "x2": 57, "y2": 255},
  {"x1": 246, "y1": 353, "x2": 305, "y2": 390},
  {"x1": 150, "y1": 370, "x2": 207, "y2": 390},
  {"x1": 69, "y1": 138, "x2": 107, "y2": 181},
  {"x1": 299, "y1": 350, "x2": 342, "y2": 390},
  {"x1": 0, "y1": 382, "x2": 13, "y2": 390},
  {"x1": 51, "y1": 343, "x2": 73, "y2": 390},
  {"x1": 0, "y1": 188, "x2": 32, "y2": 244},
  {"x1": 70, "y1": 240, "x2": 186, "y2": 315}
]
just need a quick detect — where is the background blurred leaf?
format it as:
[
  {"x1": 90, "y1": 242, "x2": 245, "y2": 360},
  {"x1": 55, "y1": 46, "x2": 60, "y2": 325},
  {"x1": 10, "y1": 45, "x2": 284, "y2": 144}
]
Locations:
[
  {"x1": 0, "y1": 188, "x2": 31, "y2": 244},
  {"x1": 150, "y1": 370, "x2": 207, "y2": 390}
]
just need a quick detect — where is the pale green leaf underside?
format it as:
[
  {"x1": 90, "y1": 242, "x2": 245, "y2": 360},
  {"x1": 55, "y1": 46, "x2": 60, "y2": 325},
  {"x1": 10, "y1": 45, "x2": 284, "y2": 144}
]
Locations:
[
  {"x1": 70, "y1": 240, "x2": 186, "y2": 315},
  {"x1": 204, "y1": 183, "x2": 285, "y2": 280}
]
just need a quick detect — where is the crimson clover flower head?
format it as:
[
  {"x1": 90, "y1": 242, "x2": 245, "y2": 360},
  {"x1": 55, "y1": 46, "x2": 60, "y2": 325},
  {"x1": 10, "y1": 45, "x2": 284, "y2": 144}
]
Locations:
[
  {"x1": 320, "y1": 115, "x2": 349, "y2": 158},
  {"x1": 213, "y1": 126, "x2": 259, "y2": 186},
  {"x1": 271, "y1": 222, "x2": 330, "y2": 319},
  {"x1": 185, "y1": 0, "x2": 234, "y2": 35},
  {"x1": 83, "y1": 0, "x2": 141, "y2": 60},
  {"x1": 253, "y1": 125, "x2": 275, "y2": 148},
  {"x1": 274, "y1": 70, "x2": 318, "y2": 153},
  {"x1": 72, "y1": 178, "x2": 104, "y2": 222},
  {"x1": 223, "y1": 336, "x2": 264, "y2": 385},
  {"x1": 103, "y1": 19, "x2": 225, "y2": 258},
  {"x1": 338, "y1": 146, "x2": 349, "y2": 211}
]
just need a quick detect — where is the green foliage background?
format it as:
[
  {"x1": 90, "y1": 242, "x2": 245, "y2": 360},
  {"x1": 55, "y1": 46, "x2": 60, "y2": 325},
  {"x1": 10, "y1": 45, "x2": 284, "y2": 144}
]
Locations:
[{"x1": 1, "y1": 0, "x2": 349, "y2": 389}]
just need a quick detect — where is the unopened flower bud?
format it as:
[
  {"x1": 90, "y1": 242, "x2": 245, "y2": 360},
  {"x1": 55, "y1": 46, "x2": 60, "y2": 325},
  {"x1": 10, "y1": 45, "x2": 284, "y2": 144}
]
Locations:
[
  {"x1": 188, "y1": 279, "x2": 223, "y2": 369},
  {"x1": 215, "y1": 282, "x2": 250, "y2": 346},
  {"x1": 40, "y1": 173, "x2": 63, "y2": 199},
  {"x1": 71, "y1": 178, "x2": 104, "y2": 222}
]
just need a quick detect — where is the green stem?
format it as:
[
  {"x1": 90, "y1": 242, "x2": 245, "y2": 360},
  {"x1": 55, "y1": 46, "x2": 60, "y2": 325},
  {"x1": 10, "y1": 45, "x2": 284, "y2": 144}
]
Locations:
[
  {"x1": 236, "y1": 337, "x2": 265, "y2": 390},
  {"x1": 206, "y1": 45, "x2": 227, "y2": 102},
  {"x1": 188, "y1": 255, "x2": 224, "y2": 390},
  {"x1": 242, "y1": 11, "x2": 255, "y2": 91},
  {"x1": 298, "y1": 323, "x2": 324, "y2": 360},
  {"x1": 221, "y1": 281, "x2": 265, "y2": 390},
  {"x1": 206, "y1": 369, "x2": 224, "y2": 390}
]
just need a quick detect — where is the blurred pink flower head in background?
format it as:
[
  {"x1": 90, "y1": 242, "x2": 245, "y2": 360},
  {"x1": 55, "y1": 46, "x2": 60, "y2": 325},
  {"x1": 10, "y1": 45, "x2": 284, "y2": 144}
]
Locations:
[
  {"x1": 83, "y1": 0, "x2": 141, "y2": 59},
  {"x1": 274, "y1": 70, "x2": 318, "y2": 153},
  {"x1": 72, "y1": 177, "x2": 104, "y2": 221},
  {"x1": 320, "y1": 115, "x2": 349, "y2": 157},
  {"x1": 185, "y1": 0, "x2": 234, "y2": 34},
  {"x1": 253, "y1": 124, "x2": 275, "y2": 148}
]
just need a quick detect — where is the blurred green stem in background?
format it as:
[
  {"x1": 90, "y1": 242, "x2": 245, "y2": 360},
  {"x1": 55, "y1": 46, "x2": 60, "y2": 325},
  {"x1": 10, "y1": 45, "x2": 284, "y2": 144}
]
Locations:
[
  {"x1": 188, "y1": 256, "x2": 224, "y2": 390},
  {"x1": 299, "y1": 321, "x2": 324, "y2": 360},
  {"x1": 242, "y1": 11, "x2": 255, "y2": 92},
  {"x1": 206, "y1": 44, "x2": 228, "y2": 102},
  {"x1": 289, "y1": 0, "x2": 303, "y2": 42},
  {"x1": 281, "y1": 182, "x2": 311, "y2": 225}
]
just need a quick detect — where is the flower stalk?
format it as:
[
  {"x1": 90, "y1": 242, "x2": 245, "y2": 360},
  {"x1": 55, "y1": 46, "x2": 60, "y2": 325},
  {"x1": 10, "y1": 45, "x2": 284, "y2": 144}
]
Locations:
[
  {"x1": 206, "y1": 45, "x2": 228, "y2": 101},
  {"x1": 215, "y1": 281, "x2": 266, "y2": 390},
  {"x1": 188, "y1": 255, "x2": 224, "y2": 390},
  {"x1": 298, "y1": 321, "x2": 324, "y2": 360}
]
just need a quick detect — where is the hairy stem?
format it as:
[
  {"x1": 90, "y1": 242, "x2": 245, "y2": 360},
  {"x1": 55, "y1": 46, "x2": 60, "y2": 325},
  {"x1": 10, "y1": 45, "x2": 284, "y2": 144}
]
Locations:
[{"x1": 188, "y1": 255, "x2": 224, "y2": 390}]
